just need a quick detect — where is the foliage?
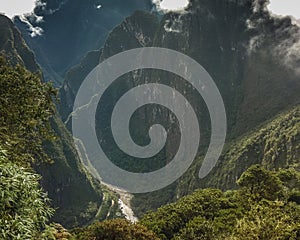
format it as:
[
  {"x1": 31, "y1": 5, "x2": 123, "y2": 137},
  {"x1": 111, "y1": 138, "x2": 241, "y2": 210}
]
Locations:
[
  {"x1": 140, "y1": 165, "x2": 300, "y2": 240},
  {"x1": 0, "y1": 149, "x2": 54, "y2": 239},
  {"x1": 141, "y1": 189, "x2": 242, "y2": 240},
  {"x1": 237, "y1": 164, "x2": 283, "y2": 201},
  {"x1": 182, "y1": 105, "x2": 300, "y2": 196},
  {"x1": 39, "y1": 223, "x2": 72, "y2": 240},
  {"x1": 276, "y1": 168, "x2": 300, "y2": 204},
  {"x1": 73, "y1": 219, "x2": 159, "y2": 240},
  {"x1": 0, "y1": 61, "x2": 56, "y2": 238},
  {"x1": 0, "y1": 51, "x2": 113, "y2": 229},
  {"x1": 227, "y1": 201, "x2": 300, "y2": 240},
  {"x1": 0, "y1": 61, "x2": 56, "y2": 165}
]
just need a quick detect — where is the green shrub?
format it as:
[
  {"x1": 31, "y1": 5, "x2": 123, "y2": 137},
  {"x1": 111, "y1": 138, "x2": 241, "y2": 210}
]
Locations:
[{"x1": 0, "y1": 150, "x2": 54, "y2": 239}]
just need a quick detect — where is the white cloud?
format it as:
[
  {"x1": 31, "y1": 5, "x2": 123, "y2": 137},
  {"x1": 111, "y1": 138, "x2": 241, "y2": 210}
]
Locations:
[
  {"x1": 0, "y1": 0, "x2": 36, "y2": 19},
  {"x1": 19, "y1": 15, "x2": 44, "y2": 37},
  {"x1": 153, "y1": 0, "x2": 189, "y2": 12},
  {"x1": 266, "y1": 1, "x2": 300, "y2": 74},
  {"x1": 268, "y1": 0, "x2": 300, "y2": 19},
  {"x1": 0, "y1": 0, "x2": 44, "y2": 37}
]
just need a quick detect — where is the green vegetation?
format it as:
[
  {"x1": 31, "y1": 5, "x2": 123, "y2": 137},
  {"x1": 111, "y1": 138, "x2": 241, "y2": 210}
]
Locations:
[
  {"x1": 62, "y1": 165, "x2": 300, "y2": 240},
  {"x1": 132, "y1": 106, "x2": 300, "y2": 216},
  {"x1": 228, "y1": 201, "x2": 300, "y2": 240},
  {"x1": 140, "y1": 165, "x2": 300, "y2": 240},
  {"x1": 0, "y1": 61, "x2": 56, "y2": 239},
  {"x1": 0, "y1": 57, "x2": 56, "y2": 165},
  {"x1": 0, "y1": 2, "x2": 299, "y2": 239},
  {"x1": 0, "y1": 15, "x2": 121, "y2": 228},
  {"x1": 0, "y1": 15, "x2": 39, "y2": 73},
  {"x1": 73, "y1": 219, "x2": 159, "y2": 240},
  {"x1": 39, "y1": 223, "x2": 72, "y2": 240},
  {"x1": 0, "y1": 60, "x2": 124, "y2": 237},
  {"x1": 237, "y1": 164, "x2": 283, "y2": 201},
  {"x1": 93, "y1": 187, "x2": 122, "y2": 221},
  {"x1": 196, "y1": 106, "x2": 300, "y2": 191},
  {"x1": 0, "y1": 149, "x2": 54, "y2": 239}
]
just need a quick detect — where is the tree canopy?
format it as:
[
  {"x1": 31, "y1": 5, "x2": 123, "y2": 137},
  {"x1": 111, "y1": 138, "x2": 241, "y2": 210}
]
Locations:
[
  {"x1": 0, "y1": 61, "x2": 56, "y2": 238},
  {"x1": 0, "y1": 59, "x2": 56, "y2": 166}
]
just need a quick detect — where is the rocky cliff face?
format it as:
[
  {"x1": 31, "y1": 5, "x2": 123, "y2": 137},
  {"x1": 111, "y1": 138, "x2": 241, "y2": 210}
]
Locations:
[
  {"x1": 0, "y1": 15, "x2": 38, "y2": 72},
  {"x1": 0, "y1": 15, "x2": 121, "y2": 228},
  {"x1": 177, "y1": 106, "x2": 300, "y2": 197},
  {"x1": 59, "y1": 10, "x2": 159, "y2": 124},
  {"x1": 60, "y1": 0, "x2": 300, "y2": 136},
  {"x1": 14, "y1": 0, "x2": 153, "y2": 85},
  {"x1": 58, "y1": 0, "x2": 300, "y2": 215}
]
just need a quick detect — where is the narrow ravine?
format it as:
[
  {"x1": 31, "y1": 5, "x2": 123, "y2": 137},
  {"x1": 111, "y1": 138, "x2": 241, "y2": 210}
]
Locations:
[{"x1": 74, "y1": 140, "x2": 138, "y2": 222}]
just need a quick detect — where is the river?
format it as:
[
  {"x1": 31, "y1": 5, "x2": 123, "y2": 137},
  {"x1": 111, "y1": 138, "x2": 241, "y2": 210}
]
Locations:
[{"x1": 103, "y1": 183, "x2": 138, "y2": 222}]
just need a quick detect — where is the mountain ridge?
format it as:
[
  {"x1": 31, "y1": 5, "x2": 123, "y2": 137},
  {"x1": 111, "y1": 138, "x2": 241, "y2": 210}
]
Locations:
[{"x1": 56, "y1": 0, "x2": 300, "y2": 215}]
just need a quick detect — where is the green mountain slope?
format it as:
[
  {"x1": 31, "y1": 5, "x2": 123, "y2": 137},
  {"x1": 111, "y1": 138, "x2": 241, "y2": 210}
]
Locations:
[
  {"x1": 140, "y1": 166, "x2": 300, "y2": 240},
  {"x1": 177, "y1": 105, "x2": 300, "y2": 197},
  {"x1": 0, "y1": 14, "x2": 120, "y2": 228}
]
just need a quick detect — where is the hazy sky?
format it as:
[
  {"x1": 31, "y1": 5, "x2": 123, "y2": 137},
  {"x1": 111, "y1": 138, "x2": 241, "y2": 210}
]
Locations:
[
  {"x1": 156, "y1": 0, "x2": 189, "y2": 11},
  {"x1": 0, "y1": 0, "x2": 35, "y2": 18},
  {"x1": 0, "y1": 0, "x2": 299, "y2": 19},
  {"x1": 268, "y1": 0, "x2": 300, "y2": 19}
]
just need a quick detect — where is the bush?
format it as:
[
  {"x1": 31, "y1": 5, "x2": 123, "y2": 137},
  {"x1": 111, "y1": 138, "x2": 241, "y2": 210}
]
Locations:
[
  {"x1": 74, "y1": 219, "x2": 159, "y2": 240},
  {"x1": 0, "y1": 150, "x2": 54, "y2": 239}
]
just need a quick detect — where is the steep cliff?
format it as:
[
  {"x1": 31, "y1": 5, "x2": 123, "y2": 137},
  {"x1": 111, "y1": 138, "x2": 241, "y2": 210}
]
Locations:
[
  {"x1": 0, "y1": 14, "x2": 120, "y2": 228},
  {"x1": 58, "y1": 0, "x2": 300, "y2": 215},
  {"x1": 0, "y1": 14, "x2": 38, "y2": 72}
]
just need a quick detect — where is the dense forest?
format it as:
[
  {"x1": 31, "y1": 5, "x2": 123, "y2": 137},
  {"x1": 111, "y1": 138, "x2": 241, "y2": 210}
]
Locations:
[{"x1": 1, "y1": 0, "x2": 300, "y2": 239}]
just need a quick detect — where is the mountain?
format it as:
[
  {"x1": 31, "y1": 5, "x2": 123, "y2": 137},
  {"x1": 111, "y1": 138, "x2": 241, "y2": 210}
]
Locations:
[
  {"x1": 0, "y1": 15, "x2": 38, "y2": 72},
  {"x1": 14, "y1": 0, "x2": 153, "y2": 85},
  {"x1": 59, "y1": 10, "x2": 159, "y2": 124},
  {"x1": 1, "y1": 0, "x2": 300, "y2": 237},
  {"x1": 0, "y1": 14, "x2": 120, "y2": 228},
  {"x1": 58, "y1": 0, "x2": 300, "y2": 215},
  {"x1": 177, "y1": 105, "x2": 300, "y2": 195}
]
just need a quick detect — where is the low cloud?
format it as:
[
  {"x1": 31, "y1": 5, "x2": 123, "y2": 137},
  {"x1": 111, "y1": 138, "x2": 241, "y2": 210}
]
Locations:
[
  {"x1": 34, "y1": 0, "x2": 68, "y2": 15},
  {"x1": 19, "y1": 14, "x2": 43, "y2": 37},
  {"x1": 246, "y1": 1, "x2": 300, "y2": 75},
  {"x1": 152, "y1": 0, "x2": 189, "y2": 13},
  {"x1": 18, "y1": 0, "x2": 69, "y2": 38},
  {"x1": 274, "y1": 26, "x2": 300, "y2": 75}
]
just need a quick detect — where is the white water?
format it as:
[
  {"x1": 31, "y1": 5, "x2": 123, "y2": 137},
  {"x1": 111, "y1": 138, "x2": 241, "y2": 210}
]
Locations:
[
  {"x1": 118, "y1": 198, "x2": 138, "y2": 222},
  {"x1": 103, "y1": 183, "x2": 138, "y2": 222}
]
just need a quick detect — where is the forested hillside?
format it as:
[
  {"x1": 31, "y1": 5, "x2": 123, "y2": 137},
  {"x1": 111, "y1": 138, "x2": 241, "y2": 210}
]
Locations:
[
  {"x1": 0, "y1": 0, "x2": 299, "y2": 239},
  {"x1": 0, "y1": 14, "x2": 120, "y2": 229}
]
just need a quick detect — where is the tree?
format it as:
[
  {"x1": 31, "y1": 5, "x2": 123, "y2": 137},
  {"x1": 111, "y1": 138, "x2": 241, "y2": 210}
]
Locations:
[
  {"x1": 0, "y1": 61, "x2": 56, "y2": 238},
  {"x1": 173, "y1": 216, "x2": 216, "y2": 240},
  {"x1": 141, "y1": 189, "x2": 239, "y2": 240},
  {"x1": 276, "y1": 168, "x2": 300, "y2": 203},
  {"x1": 0, "y1": 62, "x2": 56, "y2": 165},
  {"x1": 74, "y1": 219, "x2": 159, "y2": 240},
  {"x1": 237, "y1": 165, "x2": 283, "y2": 201},
  {"x1": 227, "y1": 201, "x2": 300, "y2": 240}
]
